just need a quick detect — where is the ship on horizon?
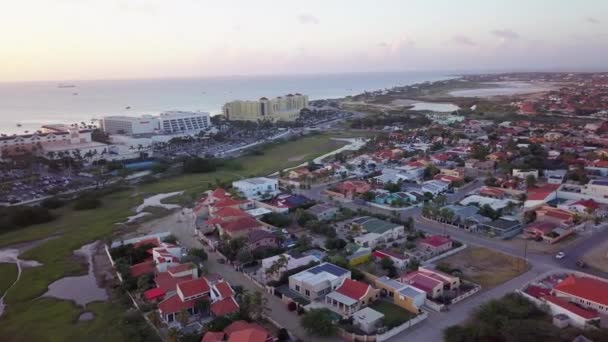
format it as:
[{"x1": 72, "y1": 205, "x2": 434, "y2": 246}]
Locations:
[{"x1": 57, "y1": 83, "x2": 76, "y2": 88}]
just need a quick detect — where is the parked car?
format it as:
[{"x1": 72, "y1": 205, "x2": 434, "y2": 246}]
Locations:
[
  {"x1": 576, "y1": 260, "x2": 586, "y2": 268},
  {"x1": 555, "y1": 252, "x2": 565, "y2": 259}
]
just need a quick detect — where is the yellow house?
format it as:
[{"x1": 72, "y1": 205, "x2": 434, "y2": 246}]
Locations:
[{"x1": 374, "y1": 276, "x2": 426, "y2": 314}]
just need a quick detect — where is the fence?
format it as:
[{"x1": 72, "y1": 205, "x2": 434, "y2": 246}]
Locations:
[
  {"x1": 422, "y1": 243, "x2": 468, "y2": 265},
  {"x1": 450, "y1": 283, "x2": 482, "y2": 305},
  {"x1": 338, "y1": 311, "x2": 428, "y2": 342}
]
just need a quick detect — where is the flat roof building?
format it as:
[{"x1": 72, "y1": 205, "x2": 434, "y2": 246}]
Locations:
[{"x1": 223, "y1": 94, "x2": 308, "y2": 122}]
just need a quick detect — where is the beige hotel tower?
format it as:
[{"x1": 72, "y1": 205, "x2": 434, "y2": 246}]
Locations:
[{"x1": 223, "y1": 94, "x2": 309, "y2": 122}]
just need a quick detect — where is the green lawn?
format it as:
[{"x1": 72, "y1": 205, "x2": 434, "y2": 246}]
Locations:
[
  {"x1": 0, "y1": 132, "x2": 360, "y2": 342},
  {"x1": 0, "y1": 263, "x2": 18, "y2": 297},
  {"x1": 370, "y1": 301, "x2": 416, "y2": 328}
]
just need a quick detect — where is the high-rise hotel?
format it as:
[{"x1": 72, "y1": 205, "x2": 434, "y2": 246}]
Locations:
[{"x1": 223, "y1": 94, "x2": 309, "y2": 122}]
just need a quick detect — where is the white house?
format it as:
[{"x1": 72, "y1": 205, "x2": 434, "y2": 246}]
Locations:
[
  {"x1": 351, "y1": 217, "x2": 405, "y2": 248},
  {"x1": 421, "y1": 180, "x2": 450, "y2": 196},
  {"x1": 289, "y1": 263, "x2": 351, "y2": 300},
  {"x1": 513, "y1": 169, "x2": 539, "y2": 180},
  {"x1": 258, "y1": 253, "x2": 319, "y2": 283},
  {"x1": 232, "y1": 177, "x2": 279, "y2": 200}
]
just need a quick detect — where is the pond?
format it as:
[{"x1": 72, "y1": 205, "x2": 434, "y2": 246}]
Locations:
[
  {"x1": 43, "y1": 241, "x2": 108, "y2": 306},
  {"x1": 449, "y1": 81, "x2": 555, "y2": 97}
]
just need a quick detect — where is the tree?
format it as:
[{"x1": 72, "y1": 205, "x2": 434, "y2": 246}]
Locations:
[
  {"x1": 301, "y1": 309, "x2": 337, "y2": 336},
  {"x1": 167, "y1": 328, "x2": 180, "y2": 342},
  {"x1": 525, "y1": 174, "x2": 537, "y2": 189},
  {"x1": 236, "y1": 248, "x2": 253, "y2": 264},
  {"x1": 380, "y1": 258, "x2": 397, "y2": 277},
  {"x1": 325, "y1": 238, "x2": 347, "y2": 250},
  {"x1": 265, "y1": 254, "x2": 289, "y2": 280},
  {"x1": 194, "y1": 298, "x2": 210, "y2": 317},
  {"x1": 188, "y1": 248, "x2": 208, "y2": 262},
  {"x1": 297, "y1": 235, "x2": 312, "y2": 251},
  {"x1": 240, "y1": 291, "x2": 269, "y2": 321},
  {"x1": 177, "y1": 309, "x2": 189, "y2": 326}
]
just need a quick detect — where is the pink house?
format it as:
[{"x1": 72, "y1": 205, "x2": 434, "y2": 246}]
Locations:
[{"x1": 417, "y1": 235, "x2": 453, "y2": 254}]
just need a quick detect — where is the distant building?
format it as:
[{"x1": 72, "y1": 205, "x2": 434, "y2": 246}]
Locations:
[{"x1": 223, "y1": 94, "x2": 309, "y2": 122}]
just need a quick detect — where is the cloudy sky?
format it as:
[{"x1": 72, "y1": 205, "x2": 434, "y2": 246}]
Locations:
[{"x1": 1, "y1": 0, "x2": 607, "y2": 81}]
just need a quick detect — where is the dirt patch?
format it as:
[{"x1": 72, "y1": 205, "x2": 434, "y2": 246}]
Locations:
[
  {"x1": 93, "y1": 242, "x2": 117, "y2": 291},
  {"x1": 582, "y1": 240, "x2": 608, "y2": 273},
  {"x1": 287, "y1": 154, "x2": 308, "y2": 162},
  {"x1": 439, "y1": 246, "x2": 529, "y2": 288},
  {"x1": 505, "y1": 234, "x2": 579, "y2": 255}
]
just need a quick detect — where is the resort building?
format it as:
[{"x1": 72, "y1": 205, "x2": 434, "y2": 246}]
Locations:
[
  {"x1": 101, "y1": 111, "x2": 211, "y2": 135},
  {"x1": 223, "y1": 94, "x2": 309, "y2": 122}
]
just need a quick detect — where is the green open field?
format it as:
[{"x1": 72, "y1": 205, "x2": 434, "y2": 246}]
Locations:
[
  {"x1": 0, "y1": 132, "x2": 359, "y2": 342},
  {"x1": 0, "y1": 263, "x2": 18, "y2": 296}
]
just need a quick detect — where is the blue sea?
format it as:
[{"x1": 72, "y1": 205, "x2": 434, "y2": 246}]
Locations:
[{"x1": 0, "y1": 72, "x2": 451, "y2": 135}]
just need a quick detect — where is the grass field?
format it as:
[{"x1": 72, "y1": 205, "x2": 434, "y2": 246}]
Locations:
[
  {"x1": 0, "y1": 263, "x2": 18, "y2": 296},
  {"x1": 370, "y1": 301, "x2": 416, "y2": 328},
  {"x1": 438, "y1": 246, "x2": 529, "y2": 288},
  {"x1": 0, "y1": 132, "x2": 358, "y2": 342}
]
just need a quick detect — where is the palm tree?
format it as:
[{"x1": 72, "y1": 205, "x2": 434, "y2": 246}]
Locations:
[{"x1": 177, "y1": 309, "x2": 189, "y2": 326}]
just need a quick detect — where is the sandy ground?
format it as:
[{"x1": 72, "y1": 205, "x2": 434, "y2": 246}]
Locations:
[
  {"x1": 287, "y1": 154, "x2": 308, "y2": 162},
  {"x1": 582, "y1": 240, "x2": 608, "y2": 272},
  {"x1": 136, "y1": 191, "x2": 183, "y2": 213},
  {"x1": 440, "y1": 246, "x2": 528, "y2": 288}
]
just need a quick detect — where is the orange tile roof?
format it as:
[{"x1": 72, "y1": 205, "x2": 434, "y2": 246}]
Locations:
[
  {"x1": 336, "y1": 279, "x2": 371, "y2": 301},
  {"x1": 211, "y1": 297, "x2": 240, "y2": 316},
  {"x1": 554, "y1": 275, "x2": 608, "y2": 306}
]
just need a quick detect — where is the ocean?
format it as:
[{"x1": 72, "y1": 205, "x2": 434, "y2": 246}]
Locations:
[{"x1": 0, "y1": 71, "x2": 450, "y2": 135}]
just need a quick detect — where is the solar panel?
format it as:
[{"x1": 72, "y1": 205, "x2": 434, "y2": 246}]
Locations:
[{"x1": 316, "y1": 263, "x2": 348, "y2": 276}]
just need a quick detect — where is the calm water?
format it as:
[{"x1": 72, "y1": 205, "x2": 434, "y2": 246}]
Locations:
[
  {"x1": 449, "y1": 81, "x2": 554, "y2": 97},
  {"x1": 0, "y1": 72, "x2": 450, "y2": 134}
]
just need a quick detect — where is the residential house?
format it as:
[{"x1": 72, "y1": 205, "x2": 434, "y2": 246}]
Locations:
[
  {"x1": 257, "y1": 252, "x2": 319, "y2": 283},
  {"x1": 306, "y1": 203, "x2": 339, "y2": 221},
  {"x1": 421, "y1": 180, "x2": 450, "y2": 196},
  {"x1": 417, "y1": 235, "x2": 453, "y2": 254},
  {"x1": 288, "y1": 263, "x2": 351, "y2": 300},
  {"x1": 324, "y1": 279, "x2": 380, "y2": 316},
  {"x1": 476, "y1": 217, "x2": 522, "y2": 239},
  {"x1": 247, "y1": 229, "x2": 279, "y2": 251},
  {"x1": 399, "y1": 266, "x2": 460, "y2": 300},
  {"x1": 201, "y1": 320, "x2": 274, "y2": 342},
  {"x1": 374, "y1": 277, "x2": 425, "y2": 314},
  {"x1": 326, "y1": 180, "x2": 371, "y2": 200},
  {"x1": 232, "y1": 177, "x2": 279, "y2": 200},
  {"x1": 353, "y1": 307, "x2": 385, "y2": 334},
  {"x1": 372, "y1": 249, "x2": 409, "y2": 269},
  {"x1": 558, "y1": 199, "x2": 600, "y2": 215},
  {"x1": 524, "y1": 184, "x2": 560, "y2": 209},
  {"x1": 552, "y1": 275, "x2": 608, "y2": 315},
  {"x1": 350, "y1": 217, "x2": 405, "y2": 248}
]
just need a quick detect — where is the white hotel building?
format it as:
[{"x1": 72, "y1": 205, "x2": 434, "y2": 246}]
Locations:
[{"x1": 101, "y1": 111, "x2": 211, "y2": 135}]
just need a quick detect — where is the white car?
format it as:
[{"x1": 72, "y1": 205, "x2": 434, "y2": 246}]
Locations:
[{"x1": 555, "y1": 252, "x2": 566, "y2": 259}]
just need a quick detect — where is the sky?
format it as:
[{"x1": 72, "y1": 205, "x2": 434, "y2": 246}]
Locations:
[{"x1": 1, "y1": 0, "x2": 607, "y2": 81}]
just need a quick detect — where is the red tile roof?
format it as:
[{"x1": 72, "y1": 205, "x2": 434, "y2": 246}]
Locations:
[
  {"x1": 144, "y1": 287, "x2": 166, "y2": 301},
  {"x1": 158, "y1": 294, "x2": 195, "y2": 315},
  {"x1": 418, "y1": 235, "x2": 452, "y2": 248},
  {"x1": 372, "y1": 249, "x2": 408, "y2": 261},
  {"x1": 213, "y1": 280, "x2": 235, "y2": 299},
  {"x1": 214, "y1": 198, "x2": 250, "y2": 208},
  {"x1": 527, "y1": 184, "x2": 559, "y2": 201},
  {"x1": 129, "y1": 260, "x2": 155, "y2": 278},
  {"x1": 524, "y1": 285, "x2": 551, "y2": 299},
  {"x1": 201, "y1": 331, "x2": 225, "y2": 342},
  {"x1": 336, "y1": 279, "x2": 371, "y2": 301},
  {"x1": 177, "y1": 278, "x2": 210, "y2": 298},
  {"x1": 542, "y1": 295, "x2": 599, "y2": 320},
  {"x1": 213, "y1": 207, "x2": 251, "y2": 219},
  {"x1": 224, "y1": 321, "x2": 269, "y2": 336},
  {"x1": 167, "y1": 263, "x2": 195, "y2": 275},
  {"x1": 228, "y1": 329, "x2": 268, "y2": 342},
  {"x1": 400, "y1": 272, "x2": 442, "y2": 294},
  {"x1": 573, "y1": 199, "x2": 600, "y2": 210},
  {"x1": 554, "y1": 275, "x2": 608, "y2": 306},
  {"x1": 155, "y1": 272, "x2": 193, "y2": 293},
  {"x1": 219, "y1": 217, "x2": 263, "y2": 233},
  {"x1": 133, "y1": 237, "x2": 161, "y2": 249},
  {"x1": 211, "y1": 297, "x2": 240, "y2": 316}
]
